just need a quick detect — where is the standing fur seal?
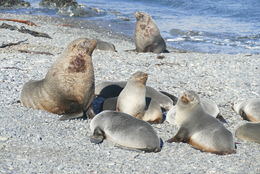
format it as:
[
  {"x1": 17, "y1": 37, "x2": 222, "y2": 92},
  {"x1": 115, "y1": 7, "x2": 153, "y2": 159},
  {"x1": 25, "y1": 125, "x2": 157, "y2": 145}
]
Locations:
[
  {"x1": 95, "y1": 81, "x2": 174, "y2": 110},
  {"x1": 235, "y1": 122, "x2": 260, "y2": 144},
  {"x1": 134, "y1": 11, "x2": 167, "y2": 53},
  {"x1": 232, "y1": 98, "x2": 260, "y2": 122},
  {"x1": 115, "y1": 71, "x2": 163, "y2": 123},
  {"x1": 90, "y1": 110, "x2": 161, "y2": 152},
  {"x1": 167, "y1": 90, "x2": 235, "y2": 155},
  {"x1": 116, "y1": 71, "x2": 147, "y2": 117},
  {"x1": 20, "y1": 38, "x2": 97, "y2": 119}
]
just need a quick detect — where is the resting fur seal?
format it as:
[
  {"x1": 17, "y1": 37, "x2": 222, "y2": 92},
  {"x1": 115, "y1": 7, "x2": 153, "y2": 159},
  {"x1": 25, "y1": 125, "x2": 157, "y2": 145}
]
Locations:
[
  {"x1": 102, "y1": 96, "x2": 163, "y2": 123},
  {"x1": 167, "y1": 90, "x2": 235, "y2": 155},
  {"x1": 134, "y1": 11, "x2": 167, "y2": 53},
  {"x1": 166, "y1": 98, "x2": 226, "y2": 125},
  {"x1": 96, "y1": 39, "x2": 116, "y2": 52},
  {"x1": 235, "y1": 122, "x2": 260, "y2": 144},
  {"x1": 233, "y1": 98, "x2": 260, "y2": 122},
  {"x1": 90, "y1": 110, "x2": 161, "y2": 152},
  {"x1": 95, "y1": 81, "x2": 174, "y2": 110},
  {"x1": 20, "y1": 38, "x2": 96, "y2": 119}
]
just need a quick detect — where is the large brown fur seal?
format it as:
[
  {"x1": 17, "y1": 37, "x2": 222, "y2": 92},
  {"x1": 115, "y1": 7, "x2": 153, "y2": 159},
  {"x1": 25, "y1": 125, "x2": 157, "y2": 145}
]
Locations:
[
  {"x1": 20, "y1": 38, "x2": 97, "y2": 119},
  {"x1": 167, "y1": 90, "x2": 236, "y2": 155},
  {"x1": 134, "y1": 11, "x2": 167, "y2": 53}
]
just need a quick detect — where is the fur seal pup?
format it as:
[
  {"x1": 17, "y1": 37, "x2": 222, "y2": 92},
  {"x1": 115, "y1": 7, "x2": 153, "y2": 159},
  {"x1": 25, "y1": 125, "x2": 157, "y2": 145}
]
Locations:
[
  {"x1": 134, "y1": 11, "x2": 167, "y2": 53},
  {"x1": 96, "y1": 39, "x2": 116, "y2": 52},
  {"x1": 232, "y1": 98, "x2": 260, "y2": 122},
  {"x1": 167, "y1": 90, "x2": 235, "y2": 155},
  {"x1": 116, "y1": 71, "x2": 147, "y2": 117},
  {"x1": 102, "y1": 96, "x2": 163, "y2": 123},
  {"x1": 235, "y1": 122, "x2": 260, "y2": 144},
  {"x1": 166, "y1": 98, "x2": 226, "y2": 125},
  {"x1": 20, "y1": 38, "x2": 97, "y2": 119},
  {"x1": 90, "y1": 110, "x2": 161, "y2": 152},
  {"x1": 95, "y1": 81, "x2": 174, "y2": 110},
  {"x1": 115, "y1": 71, "x2": 163, "y2": 123}
]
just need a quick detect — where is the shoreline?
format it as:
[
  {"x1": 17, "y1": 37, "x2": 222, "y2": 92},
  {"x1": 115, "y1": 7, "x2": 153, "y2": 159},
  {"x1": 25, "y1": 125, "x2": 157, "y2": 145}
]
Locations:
[{"x1": 0, "y1": 13, "x2": 260, "y2": 173}]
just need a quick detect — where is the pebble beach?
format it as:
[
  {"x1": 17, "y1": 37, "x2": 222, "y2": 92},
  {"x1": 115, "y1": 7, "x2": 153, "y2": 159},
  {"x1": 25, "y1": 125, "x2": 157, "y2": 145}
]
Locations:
[{"x1": 0, "y1": 13, "x2": 260, "y2": 173}]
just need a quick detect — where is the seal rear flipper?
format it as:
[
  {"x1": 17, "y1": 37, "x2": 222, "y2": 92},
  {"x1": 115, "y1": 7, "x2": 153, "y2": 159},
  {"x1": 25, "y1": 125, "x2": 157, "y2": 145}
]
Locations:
[
  {"x1": 124, "y1": 49, "x2": 137, "y2": 52},
  {"x1": 86, "y1": 105, "x2": 96, "y2": 119},
  {"x1": 59, "y1": 112, "x2": 85, "y2": 121},
  {"x1": 90, "y1": 127, "x2": 105, "y2": 144},
  {"x1": 167, "y1": 127, "x2": 189, "y2": 143},
  {"x1": 216, "y1": 114, "x2": 228, "y2": 124}
]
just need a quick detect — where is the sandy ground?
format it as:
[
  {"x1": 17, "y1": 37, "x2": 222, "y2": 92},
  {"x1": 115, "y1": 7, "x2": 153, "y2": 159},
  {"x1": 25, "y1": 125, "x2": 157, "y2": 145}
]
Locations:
[{"x1": 0, "y1": 13, "x2": 260, "y2": 173}]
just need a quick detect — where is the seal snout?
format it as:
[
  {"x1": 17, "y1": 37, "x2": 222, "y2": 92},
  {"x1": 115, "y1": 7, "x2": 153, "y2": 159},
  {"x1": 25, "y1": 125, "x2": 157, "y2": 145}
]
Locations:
[
  {"x1": 132, "y1": 71, "x2": 148, "y2": 84},
  {"x1": 80, "y1": 39, "x2": 97, "y2": 55},
  {"x1": 135, "y1": 12, "x2": 144, "y2": 20},
  {"x1": 180, "y1": 91, "x2": 196, "y2": 104},
  {"x1": 140, "y1": 72, "x2": 148, "y2": 81},
  {"x1": 181, "y1": 95, "x2": 191, "y2": 104}
]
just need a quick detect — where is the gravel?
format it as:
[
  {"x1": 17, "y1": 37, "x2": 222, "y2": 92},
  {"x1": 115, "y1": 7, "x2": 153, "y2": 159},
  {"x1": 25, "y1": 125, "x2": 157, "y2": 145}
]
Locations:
[{"x1": 0, "y1": 13, "x2": 260, "y2": 174}]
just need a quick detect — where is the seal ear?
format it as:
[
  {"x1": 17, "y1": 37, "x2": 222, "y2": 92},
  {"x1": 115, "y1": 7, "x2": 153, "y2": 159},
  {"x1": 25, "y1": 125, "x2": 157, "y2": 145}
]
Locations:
[
  {"x1": 167, "y1": 127, "x2": 189, "y2": 143},
  {"x1": 90, "y1": 127, "x2": 105, "y2": 144}
]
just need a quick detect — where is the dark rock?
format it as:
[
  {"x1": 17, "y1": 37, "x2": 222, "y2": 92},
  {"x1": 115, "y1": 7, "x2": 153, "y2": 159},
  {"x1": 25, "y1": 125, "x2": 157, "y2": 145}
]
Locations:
[
  {"x1": 39, "y1": 0, "x2": 78, "y2": 8},
  {"x1": 0, "y1": 0, "x2": 30, "y2": 7}
]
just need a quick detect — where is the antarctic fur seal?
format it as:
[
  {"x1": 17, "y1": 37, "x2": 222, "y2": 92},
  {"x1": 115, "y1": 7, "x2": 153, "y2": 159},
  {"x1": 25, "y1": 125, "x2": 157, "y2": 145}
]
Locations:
[
  {"x1": 90, "y1": 110, "x2": 161, "y2": 152},
  {"x1": 102, "y1": 96, "x2": 163, "y2": 123},
  {"x1": 166, "y1": 97, "x2": 226, "y2": 125},
  {"x1": 134, "y1": 11, "x2": 167, "y2": 53},
  {"x1": 114, "y1": 71, "x2": 163, "y2": 123},
  {"x1": 96, "y1": 39, "x2": 116, "y2": 52},
  {"x1": 116, "y1": 71, "x2": 147, "y2": 118},
  {"x1": 20, "y1": 38, "x2": 97, "y2": 120},
  {"x1": 235, "y1": 122, "x2": 260, "y2": 144},
  {"x1": 167, "y1": 90, "x2": 236, "y2": 155},
  {"x1": 95, "y1": 81, "x2": 174, "y2": 110},
  {"x1": 233, "y1": 98, "x2": 260, "y2": 122}
]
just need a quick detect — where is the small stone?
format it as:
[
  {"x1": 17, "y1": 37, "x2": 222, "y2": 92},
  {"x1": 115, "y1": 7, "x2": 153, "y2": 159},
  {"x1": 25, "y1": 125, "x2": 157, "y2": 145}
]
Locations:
[
  {"x1": 0, "y1": 136, "x2": 9, "y2": 142},
  {"x1": 157, "y1": 55, "x2": 165, "y2": 59}
]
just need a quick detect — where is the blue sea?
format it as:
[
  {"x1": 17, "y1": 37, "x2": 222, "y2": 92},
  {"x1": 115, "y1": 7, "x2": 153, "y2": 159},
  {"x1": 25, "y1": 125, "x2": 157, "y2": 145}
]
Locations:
[{"x1": 1, "y1": 0, "x2": 260, "y2": 54}]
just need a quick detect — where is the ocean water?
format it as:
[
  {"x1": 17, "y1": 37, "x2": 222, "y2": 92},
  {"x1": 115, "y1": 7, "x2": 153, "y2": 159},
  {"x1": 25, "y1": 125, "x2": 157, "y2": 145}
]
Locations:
[{"x1": 1, "y1": 0, "x2": 260, "y2": 54}]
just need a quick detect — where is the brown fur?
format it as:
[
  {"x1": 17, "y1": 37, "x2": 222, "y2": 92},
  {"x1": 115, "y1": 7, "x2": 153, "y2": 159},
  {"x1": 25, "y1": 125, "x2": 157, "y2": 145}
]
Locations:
[
  {"x1": 20, "y1": 38, "x2": 97, "y2": 116},
  {"x1": 245, "y1": 113, "x2": 258, "y2": 122},
  {"x1": 147, "y1": 117, "x2": 163, "y2": 124},
  {"x1": 134, "y1": 11, "x2": 167, "y2": 53},
  {"x1": 189, "y1": 138, "x2": 235, "y2": 155}
]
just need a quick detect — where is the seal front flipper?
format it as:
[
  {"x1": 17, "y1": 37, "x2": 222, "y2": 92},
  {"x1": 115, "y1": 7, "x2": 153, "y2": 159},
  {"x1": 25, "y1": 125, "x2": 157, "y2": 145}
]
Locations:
[
  {"x1": 167, "y1": 127, "x2": 189, "y2": 143},
  {"x1": 90, "y1": 127, "x2": 105, "y2": 144},
  {"x1": 59, "y1": 105, "x2": 95, "y2": 121}
]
